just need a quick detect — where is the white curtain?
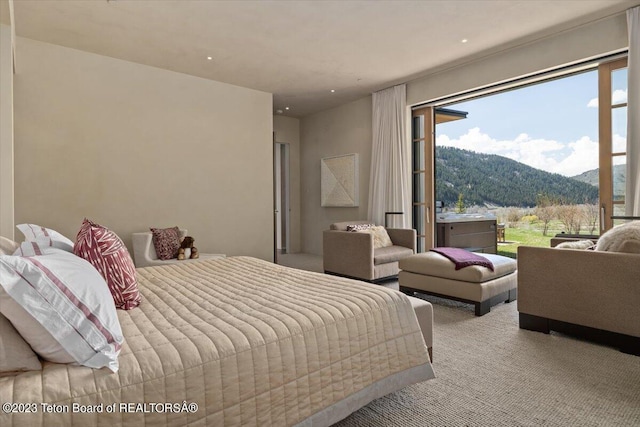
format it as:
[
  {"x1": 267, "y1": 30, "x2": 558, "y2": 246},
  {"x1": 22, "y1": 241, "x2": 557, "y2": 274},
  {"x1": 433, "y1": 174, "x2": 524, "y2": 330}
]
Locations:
[
  {"x1": 368, "y1": 84, "x2": 411, "y2": 228},
  {"x1": 627, "y1": 6, "x2": 640, "y2": 216}
]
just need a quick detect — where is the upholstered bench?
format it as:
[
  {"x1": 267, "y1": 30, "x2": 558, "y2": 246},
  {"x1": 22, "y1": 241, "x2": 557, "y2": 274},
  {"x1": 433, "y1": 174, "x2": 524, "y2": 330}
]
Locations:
[
  {"x1": 406, "y1": 295, "x2": 434, "y2": 361},
  {"x1": 399, "y1": 252, "x2": 517, "y2": 316}
]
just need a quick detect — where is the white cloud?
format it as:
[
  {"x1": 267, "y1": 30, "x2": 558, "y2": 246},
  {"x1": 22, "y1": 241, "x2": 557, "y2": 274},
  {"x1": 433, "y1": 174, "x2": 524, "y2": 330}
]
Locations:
[
  {"x1": 552, "y1": 136, "x2": 599, "y2": 176},
  {"x1": 614, "y1": 89, "x2": 628, "y2": 104},
  {"x1": 612, "y1": 133, "x2": 626, "y2": 152},
  {"x1": 586, "y1": 89, "x2": 627, "y2": 108},
  {"x1": 436, "y1": 127, "x2": 603, "y2": 177}
]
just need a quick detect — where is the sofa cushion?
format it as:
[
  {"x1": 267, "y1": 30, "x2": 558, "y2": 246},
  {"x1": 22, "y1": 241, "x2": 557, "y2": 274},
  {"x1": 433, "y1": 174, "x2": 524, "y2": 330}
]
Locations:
[
  {"x1": 595, "y1": 221, "x2": 640, "y2": 254},
  {"x1": 399, "y1": 252, "x2": 516, "y2": 283},
  {"x1": 555, "y1": 240, "x2": 596, "y2": 250},
  {"x1": 374, "y1": 245, "x2": 414, "y2": 265},
  {"x1": 357, "y1": 226, "x2": 393, "y2": 249},
  {"x1": 330, "y1": 221, "x2": 373, "y2": 231},
  {"x1": 346, "y1": 223, "x2": 375, "y2": 232}
]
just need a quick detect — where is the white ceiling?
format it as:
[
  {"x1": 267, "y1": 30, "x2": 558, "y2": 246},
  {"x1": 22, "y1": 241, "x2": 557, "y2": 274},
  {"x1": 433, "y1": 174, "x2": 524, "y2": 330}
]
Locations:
[{"x1": 2, "y1": 0, "x2": 638, "y2": 117}]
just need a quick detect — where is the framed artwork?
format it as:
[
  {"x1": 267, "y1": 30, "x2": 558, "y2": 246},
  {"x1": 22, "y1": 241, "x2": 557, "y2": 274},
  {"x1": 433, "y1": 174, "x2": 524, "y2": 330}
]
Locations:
[{"x1": 321, "y1": 153, "x2": 359, "y2": 207}]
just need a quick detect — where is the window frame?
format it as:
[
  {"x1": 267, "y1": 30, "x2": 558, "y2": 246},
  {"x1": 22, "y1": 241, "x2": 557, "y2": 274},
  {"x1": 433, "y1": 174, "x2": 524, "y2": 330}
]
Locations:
[{"x1": 598, "y1": 57, "x2": 628, "y2": 232}]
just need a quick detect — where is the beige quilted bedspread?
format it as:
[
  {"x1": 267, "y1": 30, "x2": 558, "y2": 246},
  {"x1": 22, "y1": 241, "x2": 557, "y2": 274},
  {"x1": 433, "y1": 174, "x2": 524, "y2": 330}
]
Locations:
[{"x1": 1, "y1": 256, "x2": 434, "y2": 426}]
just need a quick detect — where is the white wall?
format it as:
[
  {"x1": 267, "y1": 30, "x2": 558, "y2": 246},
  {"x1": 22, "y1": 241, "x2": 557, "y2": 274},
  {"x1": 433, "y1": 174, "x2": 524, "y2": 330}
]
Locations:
[
  {"x1": 0, "y1": 24, "x2": 14, "y2": 239},
  {"x1": 300, "y1": 96, "x2": 372, "y2": 256},
  {"x1": 13, "y1": 37, "x2": 274, "y2": 260},
  {"x1": 273, "y1": 115, "x2": 301, "y2": 253}
]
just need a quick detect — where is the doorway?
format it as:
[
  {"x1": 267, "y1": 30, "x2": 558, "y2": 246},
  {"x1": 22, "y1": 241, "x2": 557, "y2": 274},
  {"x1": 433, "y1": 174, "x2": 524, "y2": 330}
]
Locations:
[{"x1": 274, "y1": 142, "x2": 290, "y2": 261}]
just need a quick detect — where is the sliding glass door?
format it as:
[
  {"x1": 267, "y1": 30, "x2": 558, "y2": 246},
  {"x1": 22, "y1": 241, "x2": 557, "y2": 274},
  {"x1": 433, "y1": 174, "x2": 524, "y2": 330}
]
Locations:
[
  {"x1": 598, "y1": 57, "x2": 628, "y2": 231},
  {"x1": 411, "y1": 54, "x2": 630, "y2": 256},
  {"x1": 411, "y1": 107, "x2": 435, "y2": 252}
]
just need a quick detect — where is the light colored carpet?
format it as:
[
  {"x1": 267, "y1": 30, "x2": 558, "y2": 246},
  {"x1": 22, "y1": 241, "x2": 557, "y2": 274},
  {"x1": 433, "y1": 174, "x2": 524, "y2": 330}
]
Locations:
[
  {"x1": 335, "y1": 296, "x2": 640, "y2": 426},
  {"x1": 278, "y1": 254, "x2": 640, "y2": 427},
  {"x1": 277, "y1": 252, "x2": 324, "y2": 273}
]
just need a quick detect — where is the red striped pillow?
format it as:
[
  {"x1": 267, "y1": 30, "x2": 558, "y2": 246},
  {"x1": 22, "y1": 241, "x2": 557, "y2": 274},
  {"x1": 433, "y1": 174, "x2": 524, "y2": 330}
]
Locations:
[{"x1": 74, "y1": 219, "x2": 141, "y2": 310}]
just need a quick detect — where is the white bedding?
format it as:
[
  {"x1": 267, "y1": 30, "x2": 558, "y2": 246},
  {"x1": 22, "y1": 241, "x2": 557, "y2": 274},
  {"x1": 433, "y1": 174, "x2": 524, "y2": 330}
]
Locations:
[{"x1": 0, "y1": 256, "x2": 434, "y2": 426}]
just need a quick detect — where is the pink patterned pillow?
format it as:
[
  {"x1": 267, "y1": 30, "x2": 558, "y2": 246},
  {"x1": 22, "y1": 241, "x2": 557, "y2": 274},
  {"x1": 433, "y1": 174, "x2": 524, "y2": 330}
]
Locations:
[
  {"x1": 74, "y1": 219, "x2": 141, "y2": 310},
  {"x1": 150, "y1": 226, "x2": 181, "y2": 260}
]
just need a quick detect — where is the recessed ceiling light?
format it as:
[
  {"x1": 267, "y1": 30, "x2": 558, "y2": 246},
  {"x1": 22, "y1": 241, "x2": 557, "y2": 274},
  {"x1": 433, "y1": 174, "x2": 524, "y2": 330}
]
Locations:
[
  {"x1": 285, "y1": 107, "x2": 290, "y2": 110},
  {"x1": 207, "y1": 56, "x2": 213, "y2": 60},
  {"x1": 461, "y1": 39, "x2": 468, "y2": 43},
  {"x1": 330, "y1": 89, "x2": 336, "y2": 93}
]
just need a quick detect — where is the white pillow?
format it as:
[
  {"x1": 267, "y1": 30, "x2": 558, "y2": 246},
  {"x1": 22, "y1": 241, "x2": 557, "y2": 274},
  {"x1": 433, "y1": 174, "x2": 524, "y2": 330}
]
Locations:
[
  {"x1": 0, "y1": 248, "x2": 124, "y2": 372},
  {"x1": 16, "y1": 223, "x2": 74, "y2": 252},
  {"x1": 555, "y1": 240, "x2": 595, "y2": 250},
  {"x1": 357, "y1": 225, "x2": 394, "y2": 249},
  {"x1": 13, "y1": 241, "x2": 77, "y2": 257},
  {"x1": 12, "y1": 240, "x2": 50, "y2": 257},
  {"x1": 0, "y1": 312, "x2": 42, "y2": 375},
  {"x1": 595, "y1": 221, "x2": 640, "y2": 254},
  {"x1": 0, "y1": 236, "x2": 19, "y2": 255}
]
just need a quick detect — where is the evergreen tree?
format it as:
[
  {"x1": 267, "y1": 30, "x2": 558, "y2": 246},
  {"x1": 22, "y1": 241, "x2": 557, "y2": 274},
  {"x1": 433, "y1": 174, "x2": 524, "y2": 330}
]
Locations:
[
  {"x1": 433, "y1": 147, "x2": 598, "y2": 208},
  {"x1": 456, "y1": 193, "x2": 466, "y2": 213}
]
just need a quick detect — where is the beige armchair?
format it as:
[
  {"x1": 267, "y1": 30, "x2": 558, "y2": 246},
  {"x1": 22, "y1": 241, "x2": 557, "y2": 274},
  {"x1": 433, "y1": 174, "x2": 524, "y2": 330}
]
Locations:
[
  {"x1": 323, "y1": 221, "x2": 416, "y2": 282},
  {"x1": 517, "y1": 246, "x2": 640, "y2": 355}
]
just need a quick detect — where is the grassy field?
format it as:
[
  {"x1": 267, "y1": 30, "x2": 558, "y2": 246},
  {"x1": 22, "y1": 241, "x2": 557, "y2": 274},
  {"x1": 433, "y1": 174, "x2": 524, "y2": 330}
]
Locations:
[
  {"x1": 494, "y1": 217, "x2": 600, "y2": 258},
  {"x1": 497, "y1": 227, "x2": 553, "y2": 259}
]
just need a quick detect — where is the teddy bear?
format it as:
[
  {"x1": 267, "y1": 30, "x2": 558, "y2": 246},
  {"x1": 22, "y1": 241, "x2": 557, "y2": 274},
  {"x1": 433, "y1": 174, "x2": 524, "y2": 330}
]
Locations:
[{"x1": 177, "y1": 236, "x2": 199, "y2": 260}]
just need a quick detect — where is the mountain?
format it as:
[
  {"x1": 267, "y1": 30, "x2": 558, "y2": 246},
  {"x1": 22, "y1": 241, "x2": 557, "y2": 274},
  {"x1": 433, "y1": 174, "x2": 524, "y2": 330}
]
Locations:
[
  {"x1": 435, "y1": 147, "x2": 599, "y2": 208},
  {"x1": 572, "y1": 164, "x2": 626, "y2": 188}
]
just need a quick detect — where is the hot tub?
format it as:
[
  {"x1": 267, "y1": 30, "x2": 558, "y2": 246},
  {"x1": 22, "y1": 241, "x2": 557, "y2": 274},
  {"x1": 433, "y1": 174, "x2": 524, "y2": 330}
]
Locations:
[{"x1": 436, "y1": 213, "x2": 497, "y2": 253}]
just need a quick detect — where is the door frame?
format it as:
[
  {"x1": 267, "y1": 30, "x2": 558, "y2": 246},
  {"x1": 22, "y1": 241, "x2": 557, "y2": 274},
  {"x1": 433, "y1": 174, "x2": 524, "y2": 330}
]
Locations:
[
  {"x1": 598, "y1": 57, "x2": 628, "y2": 232},
  {"x1": 411, "y1": 107, "x2": 435, "y2": 251},
  {"x1": 273, "y1": 142, "x2": 290, "y2": 260}
]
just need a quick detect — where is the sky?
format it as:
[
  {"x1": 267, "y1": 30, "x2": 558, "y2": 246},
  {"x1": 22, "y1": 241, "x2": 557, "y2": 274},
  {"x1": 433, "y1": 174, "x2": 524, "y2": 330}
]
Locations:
[{"x1": 435, "y1": 68, "x2": 628, "y2": 177}]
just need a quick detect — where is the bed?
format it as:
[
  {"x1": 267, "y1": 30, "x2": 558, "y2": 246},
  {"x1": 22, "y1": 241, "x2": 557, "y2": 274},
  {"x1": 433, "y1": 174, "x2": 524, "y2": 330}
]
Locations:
[{"x1": 1, "y1": 256, "x2": 434, "y2": 426}]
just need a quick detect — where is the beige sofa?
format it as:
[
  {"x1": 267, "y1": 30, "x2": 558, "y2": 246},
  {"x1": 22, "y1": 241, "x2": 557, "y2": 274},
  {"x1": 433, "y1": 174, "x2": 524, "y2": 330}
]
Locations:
[
  {"x1": 517, "y1": 245, "x2": 640, "y2": 355},
  {"x1": 323, "y1": 221, "x2": 416, "y2": 282}
]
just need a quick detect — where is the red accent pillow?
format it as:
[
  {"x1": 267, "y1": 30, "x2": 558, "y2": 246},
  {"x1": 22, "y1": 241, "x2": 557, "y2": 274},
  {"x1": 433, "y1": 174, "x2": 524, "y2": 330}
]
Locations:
[
  {"x1": 74, "y1": 219, "x2": 141, "y2": 310},
  {"x1": 150, "y1": 226, "x2": 181, "y2": 260}
]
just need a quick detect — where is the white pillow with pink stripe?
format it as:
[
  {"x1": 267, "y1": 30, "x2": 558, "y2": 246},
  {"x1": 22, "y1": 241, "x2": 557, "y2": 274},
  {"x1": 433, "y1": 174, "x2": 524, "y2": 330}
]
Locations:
[
  {"x1": 12, "y1": 240, "x2": 50, "y2": 256},
  {"x1": 0, "y1": 248, "x2": 124, "y2": 372},
  {"x1": 16, "y1": 223, "x2": 75, "y2": 252}
]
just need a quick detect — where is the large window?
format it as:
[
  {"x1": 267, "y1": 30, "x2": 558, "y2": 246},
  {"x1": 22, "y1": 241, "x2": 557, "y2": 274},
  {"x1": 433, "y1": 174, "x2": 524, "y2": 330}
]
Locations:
[{"x1": 412, "y1": 55, "x2": 628, "y2": 254}]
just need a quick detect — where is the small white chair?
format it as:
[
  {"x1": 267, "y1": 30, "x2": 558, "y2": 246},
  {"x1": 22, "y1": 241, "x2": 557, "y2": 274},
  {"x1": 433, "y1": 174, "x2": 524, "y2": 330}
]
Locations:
[{"x1": 131, "y1": 229, "x2": 224, "y2": 268}]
